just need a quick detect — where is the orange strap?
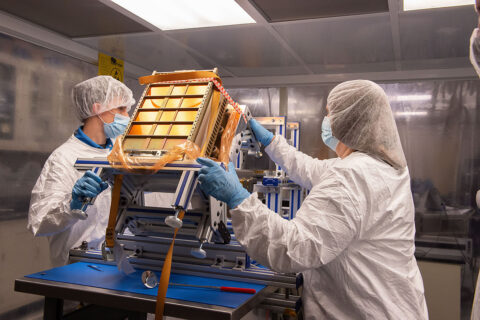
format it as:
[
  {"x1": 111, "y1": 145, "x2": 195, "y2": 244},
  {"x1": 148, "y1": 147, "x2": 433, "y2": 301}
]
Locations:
[
  {"x1": 139, "y1": 71, "x2": 221, "y2": 85},
  {"x1": 105, "y1": 174, "x2": 124, "y2": 248},
  {"x1": 155, "y1": 210, "x2": 185, "y2": 320},
  {"x1": 284, "y1": 309, "x2": 297, "y2": 317}
]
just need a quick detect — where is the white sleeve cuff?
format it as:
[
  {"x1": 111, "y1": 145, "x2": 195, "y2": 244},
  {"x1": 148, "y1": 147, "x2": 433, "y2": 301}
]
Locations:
[
  {"x1": 230, "y1": 192, "x2": 258, "y2": 215},
  {"x1": 264, "y1": 135, "x2": 287, "y2": 158}
]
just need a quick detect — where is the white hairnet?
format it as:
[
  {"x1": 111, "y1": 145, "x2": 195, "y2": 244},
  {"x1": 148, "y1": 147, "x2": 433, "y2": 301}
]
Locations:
[
  {"x1": 71, "y1": 75, "x2": 135, "y2": 121},
  {"x1": 327, "y1": 80, "x2": 407, "y2": 169}
]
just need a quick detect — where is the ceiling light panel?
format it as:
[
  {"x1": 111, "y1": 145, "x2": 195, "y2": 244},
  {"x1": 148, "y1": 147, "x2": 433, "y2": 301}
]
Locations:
[
  {"x1": 250, "y1": 0, "x2": 389, "y2": 22},
  {"x1": 0, "y1": 0, "x2": 151, "y2": 37},
  {"x1": 110, "y1": 0, "x2": 255, "y2": 30},
  {"x1": 393, "y1": 95, "x2": 432, "y2": 101},
  {"x1": 403, "y1": 0, "x2": 474, "y2": 11}
]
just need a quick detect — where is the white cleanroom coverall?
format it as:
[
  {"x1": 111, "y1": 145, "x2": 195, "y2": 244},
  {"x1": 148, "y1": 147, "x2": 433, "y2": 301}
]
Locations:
[
  {"x1": 470, "y1": 27, "x2": 480, "y2": 320},
  {"x1": 28, "y1": 135, "x2": 111, "y2": 266},
  {"x1": 28, "y1": 76, "x2": 135, "y2": 266},
  {"x1": 231, "y1": 135, "x2": 428, "y2": 319}
]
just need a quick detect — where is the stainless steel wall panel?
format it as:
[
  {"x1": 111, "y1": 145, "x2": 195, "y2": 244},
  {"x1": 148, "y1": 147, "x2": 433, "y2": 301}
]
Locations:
[
  {"x1": 0, "y1": 32, "x2": 140, "y2": 220},
  {"x1": 273, "y1": 14, "x2": 395, "y2": 71}
]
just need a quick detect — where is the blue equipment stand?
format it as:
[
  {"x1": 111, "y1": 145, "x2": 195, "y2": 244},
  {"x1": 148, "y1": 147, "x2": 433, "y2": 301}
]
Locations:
[{"x1": 15, "y1": 262, "x2": 269, "y2": 320}]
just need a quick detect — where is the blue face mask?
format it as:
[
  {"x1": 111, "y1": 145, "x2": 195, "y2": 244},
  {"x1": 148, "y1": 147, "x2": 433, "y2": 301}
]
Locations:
[
  {"x1": 99, "y1": 112, "x2": 130, "y2": 139},
  {"x1": 321, "y1": 116, "x2": 339, "y2": 152}
]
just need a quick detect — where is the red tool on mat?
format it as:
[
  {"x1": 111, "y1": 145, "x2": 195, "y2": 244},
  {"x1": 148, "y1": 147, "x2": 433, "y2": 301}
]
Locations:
[{"x1": 169, "y1": 283, "x2": 256, "y2": 294}]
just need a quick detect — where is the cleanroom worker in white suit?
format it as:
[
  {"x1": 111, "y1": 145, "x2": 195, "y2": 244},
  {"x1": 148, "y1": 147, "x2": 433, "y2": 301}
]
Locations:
[
  {"x1": 196, "y1": 80, "x2": 428, "y2": 319},
  {"x1": 28, "y1": 76, "x2": 135, "y2": 266},
  {"x1": 469, "y1": 2, "x2": 480, "y2": 319}
]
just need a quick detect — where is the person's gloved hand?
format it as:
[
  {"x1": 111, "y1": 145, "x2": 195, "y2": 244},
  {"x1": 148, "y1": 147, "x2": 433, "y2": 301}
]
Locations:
[
  {"x1": 70, "y1": 171, "x2": 108, "y2": 211},
  {"x1": 197, "y1": 158, "x2": 250, "y2": 208},
  {"x1": 249, "y1": 119, "x2": 274, "y2": 147}
]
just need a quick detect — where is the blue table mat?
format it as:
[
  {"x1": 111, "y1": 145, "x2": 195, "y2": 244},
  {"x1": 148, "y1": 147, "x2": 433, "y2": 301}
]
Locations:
[{"x1": 26, "y1": 262, "x2": 265, "y2": 309}]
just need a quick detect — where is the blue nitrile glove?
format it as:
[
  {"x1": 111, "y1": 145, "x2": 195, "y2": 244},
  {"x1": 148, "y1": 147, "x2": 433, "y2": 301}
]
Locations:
[
  {"x1": 70, "y1": 171, "x2": 108, "y2": 211},
  {"x1": 197, "y1": 158, "x2": 250, "y2": 209},
  {"x1": 249, "y1": 119, "x2": 274, "y2": 147}
]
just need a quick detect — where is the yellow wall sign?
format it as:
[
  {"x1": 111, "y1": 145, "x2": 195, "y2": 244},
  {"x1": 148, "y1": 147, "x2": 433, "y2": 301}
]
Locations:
[{"x1": 98, "y1": 52, "x2": 124, "y2": 82}]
